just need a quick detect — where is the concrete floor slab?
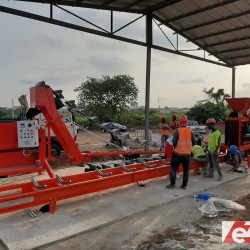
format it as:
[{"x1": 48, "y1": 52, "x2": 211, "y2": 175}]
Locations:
[{"x1": 0, "y1": 165, "x2": 248, "y2": 250}]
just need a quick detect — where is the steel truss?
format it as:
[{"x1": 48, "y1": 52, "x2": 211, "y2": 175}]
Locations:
[
  {"x1": 0, "y1": 3, "x2": 235, "y2": 141},
  {"x1": 0, "y1": 4, "x2": 231, "y2": 67}
]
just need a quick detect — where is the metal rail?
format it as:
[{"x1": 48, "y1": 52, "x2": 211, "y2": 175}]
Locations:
[{"x1": 0, "y1": 156, "x2": 227, "y2": 215}]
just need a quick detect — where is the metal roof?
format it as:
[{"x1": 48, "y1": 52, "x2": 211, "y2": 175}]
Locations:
[{"x1": 14, "y1": 0, "x2": 250, "y2": 66}]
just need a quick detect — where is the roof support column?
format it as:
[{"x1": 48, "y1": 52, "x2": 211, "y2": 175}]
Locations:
[
  {"x1": 145, "y1": 14, "x2": 152, "y2": 148},
  {"x1": 232, "y1": 67, "x2": 236, "y2": 98}
]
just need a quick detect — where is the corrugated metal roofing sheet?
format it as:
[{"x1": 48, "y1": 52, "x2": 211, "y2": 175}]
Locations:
[{"x1": 16, "y1": 0, "x2": 250, "y2": 66}]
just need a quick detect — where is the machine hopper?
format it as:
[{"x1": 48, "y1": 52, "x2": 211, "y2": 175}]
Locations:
[{"x1": 226, "y1": 98, "x2": 250, "y2": 116}]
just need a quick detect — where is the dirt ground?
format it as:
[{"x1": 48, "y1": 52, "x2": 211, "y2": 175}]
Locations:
[
  {"x1": 50, "y1": 129, "x2": 162, "y2": 167},
  {"x1": 77, "y1": 130, "x2": 112, "y2": 152},
  {"x1": 50, "y1": 130, "x2": 126, "y2": 168},
  {"x1": 137, "y1": 194, "x2": 250, "y2": 250}
]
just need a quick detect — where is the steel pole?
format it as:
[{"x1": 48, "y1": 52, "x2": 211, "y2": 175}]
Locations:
[
  {"x1": 145, "y1": 15, "x2": 152, "y2": 148},
  {"x1": 232, "y1": 67, "x2": 235, "y2": 98}
]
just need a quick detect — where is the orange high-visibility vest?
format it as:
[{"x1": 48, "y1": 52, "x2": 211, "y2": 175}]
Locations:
[
  {"x1": 174, "y1": 127, "x2": 192, "y2": 155},
  {"x1": 170, "y1": 121, "x2": 179, "y2": 130},
  {"x1": 160, "y1": 123, "x2": 170, "y2": 136}
]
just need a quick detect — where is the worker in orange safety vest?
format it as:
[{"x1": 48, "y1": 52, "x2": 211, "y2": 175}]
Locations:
[
  {"x1": 167, "y1": 116, "x2": 196, "y2": 190},
  {"x1": 170, "y1": 114, "x2": 179, "y2": 133},
  {"x1": 160, "y1": 116, "x2": 170, "y2": 146}
]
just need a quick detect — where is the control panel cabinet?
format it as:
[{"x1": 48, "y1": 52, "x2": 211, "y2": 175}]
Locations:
[{"x1": 17, "y1": 120, "x2": 39, "y2": 148}]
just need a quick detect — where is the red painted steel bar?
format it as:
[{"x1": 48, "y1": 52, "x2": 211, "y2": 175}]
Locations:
[
  {"x1": 83, "y1": 150, "x2": 163, "y2": 157},
  {"x1": 81, "y1": 150, "x2": 163, "y2": 164},
  {"x1": 0, "y1": 156, "x2": 226, "y2": 215}
]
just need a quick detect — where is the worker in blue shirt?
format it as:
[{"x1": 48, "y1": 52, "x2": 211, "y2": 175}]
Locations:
[{"x1": 226, "y1": 145, "x2": 242, "y2": 167}]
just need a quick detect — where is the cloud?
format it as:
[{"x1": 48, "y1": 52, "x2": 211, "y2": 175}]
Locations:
[
  {"x1": 18, "y1": 79, "x2": 36, "y2": 85},
  {"x1": 31, "y1": 64, "x2": 85, "y2": 86},
  {"x1": 241, "y1": 82, "x2": 250, "y2": 89},
  {"x1": 176, "y1": 78, "x2": 205, "y2": 84},
  {"x1": 35, "y1": 34, "x2": 64, "y2": 48},
  {"x1": 87, "y1": 55, "x2": 129, "y2": 73},
  {"x1": 0, "y1": 1, "x2": 247, "y2": 109}
]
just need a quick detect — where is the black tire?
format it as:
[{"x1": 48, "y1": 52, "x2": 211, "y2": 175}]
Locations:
[{"x1": 51, "y1": 143, "x2": 61, "y2": 157}]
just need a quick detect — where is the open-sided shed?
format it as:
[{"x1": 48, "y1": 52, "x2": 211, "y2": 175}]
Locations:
[{"x1": 1, "y1": 0, "x2": 250, "y2": 140}]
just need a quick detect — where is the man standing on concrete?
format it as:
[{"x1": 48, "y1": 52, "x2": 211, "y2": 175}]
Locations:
[
  {"x1": 167, "y1": 116, "x2": 196, "y2": 190},
  {"x1": 205, "y1": 118, "x2": 223, "y2": 181}
]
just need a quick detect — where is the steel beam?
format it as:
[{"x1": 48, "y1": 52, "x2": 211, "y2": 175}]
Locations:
[
  {"x1": 193, "y1": 24, "x2": 250, "y2": 41},
  {"x1": 179, "y1": 10, "x2": 250, "y2": 33},
  {"x1": 143, "y1": 0, "x2": 183, "y2": 13},
  {"x1": 0, "y1": 6, "x2": 232, "y2": 68},
  {"x1": 13, "y1": 0, "x2": 144, "y2": 14},
  {"x1": 125, "y1": 0, "x2": 147, "y2": 9},
  {"x1": 204, "y1": 36, "x2": 250, "y2": 48},
  {"x1": 232, "y1": 67, "x2": 236, "y2": 98},
  {"x1": 152, "y1": 14, "x2": 229, "y2": 65},
  {"x1": 166, "y1": 0, "x2": 239, "y2": 23},
  {"x1": 110, "y1": 10, "x2": 113, "y2": 34},
  {"x1": 55, "y1": 4, "x2": 109, "y2": 33},
  {"x1": 50, "y1": 4, "x2": 53, "y2": 19},
  {"x1": 103, "y1": 0, "x2": 117, "y2": 6},
  {"x1": 151, "y1": 44, "x2": 232, "y2": 67},
  {"x1": 145, "y1": 14, "x2": 152, "y2": 148},
  {"x1": 0, "y1": 5, "x2": 145, "y2": 46},
  {"x1": 214, "y1": 46, "x2": 250, "y2": 55},
  {"x1": 113, "y1": 14, "x2": 144, "y2": 34},
  {"x1": 153, "y1": 19, "x2": 176, "y2": 50},
  {"x1": 223, "y1": 53, "x2": 250, "y2": 60}
]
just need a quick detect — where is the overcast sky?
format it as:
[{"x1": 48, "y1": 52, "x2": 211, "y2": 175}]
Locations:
[{"x1": 1, "y1": 1, "x2": 250, "y2": 108}]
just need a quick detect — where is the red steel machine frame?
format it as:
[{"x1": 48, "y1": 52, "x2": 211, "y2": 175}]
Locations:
[
  {"x1": 225, "y1": 98, "x2": 250, "y2": 152},
  {"x1": 0, "y1": 84, "x2": 228, "y2": 215},
  {"x1": 0, "y1": 121, "x2": 41, "y2": 177},
  {"x1": 0, "y1": 157, "x2": 226, "y2": 215}
]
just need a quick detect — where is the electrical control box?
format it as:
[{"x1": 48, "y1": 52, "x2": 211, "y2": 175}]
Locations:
[{"x1": 17, "y1": 120, "x2": 39, "y2": 148}]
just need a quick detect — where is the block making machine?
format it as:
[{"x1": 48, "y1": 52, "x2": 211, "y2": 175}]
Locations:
[
  {"x1": 0, "y1": 82, "x2": 227, "y2": 215},
  {"x1": 225, "y1": 98, "x2": 250, "y2": 153}
]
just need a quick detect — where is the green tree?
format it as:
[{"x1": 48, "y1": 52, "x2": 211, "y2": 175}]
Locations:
[
  {"x1": 201, "y1": 87, "x2": 230, "y2": 105},
  {"x1": 75, "y1": 75, "x2": 139, "y2": 121},
  {"x1": 0, "y1": 107, "x2": 16, "y2": 119},
  {"x1": 187, "y1": 102, "x2": 228, "y2": 124},
  {"x1": 187, "y1": 87, "x2": 231, "y2": 123}
]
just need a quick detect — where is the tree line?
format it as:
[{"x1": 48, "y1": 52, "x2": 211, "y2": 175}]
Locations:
[
  {"x1": 0, "y1": 75, "x2": 230, "y2": 127},
  {"x1": 75, "y1": 75, "x2": 231, "y2": 127}
]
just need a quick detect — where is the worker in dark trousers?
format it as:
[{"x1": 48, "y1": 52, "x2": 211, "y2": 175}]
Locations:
[
  {"x1": 167, "y1": 116, "x2": 196, "y2": 190},
  {"x1": 205, "y1": 118, "x2": 223, "y2": 181}
]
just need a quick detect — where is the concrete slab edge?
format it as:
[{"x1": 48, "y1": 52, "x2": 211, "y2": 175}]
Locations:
[
  {"x1": 0, "y1": 238, "x2": 9, "y2": 250},
  {"x1": 26, "y1": 173, "x2": 249, "y2": 250}
]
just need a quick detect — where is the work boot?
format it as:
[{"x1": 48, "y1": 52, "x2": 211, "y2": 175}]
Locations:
[
  {"x1": 217, "y1": 169, "x2": 223, "y2": 181},
  {"x1": 204, "y1": 168, "x2": 214, "y2": 178},
  {"x1": 180, "y1": 185, "x2": 187, "y2": 190},
  {"x1": 217, "y1": 176, "x2": 223, "y2": 181},
  {"x1": 166, "y1": 184, "x2": 175, "y2": 189},
  {"x1": 203, "y1": 168, "x2": 208, "y2": 176},
  {"x1": 203, "y1": 172, "x2": 208, "y2": 176}
]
